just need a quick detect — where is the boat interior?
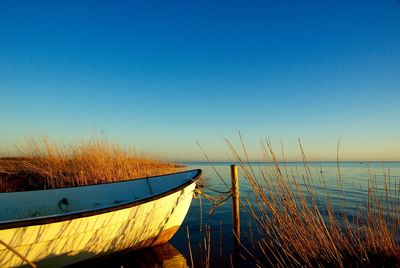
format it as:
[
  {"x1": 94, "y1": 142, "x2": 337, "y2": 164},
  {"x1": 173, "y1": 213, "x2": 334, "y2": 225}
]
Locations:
[{"x1": 0, "y1": 169, "x2": 200, "y2": 222}]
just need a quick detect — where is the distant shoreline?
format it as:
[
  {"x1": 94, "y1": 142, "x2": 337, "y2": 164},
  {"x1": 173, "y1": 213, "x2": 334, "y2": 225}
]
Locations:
[{"x1": 182, "y1": 160, "x2": 400, "y2": 164}]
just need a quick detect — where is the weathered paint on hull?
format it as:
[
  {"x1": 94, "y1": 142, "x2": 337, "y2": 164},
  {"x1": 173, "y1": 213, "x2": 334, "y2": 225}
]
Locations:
[{"x1": 0, "y1": 183, "x2": 196, "y2": 267}]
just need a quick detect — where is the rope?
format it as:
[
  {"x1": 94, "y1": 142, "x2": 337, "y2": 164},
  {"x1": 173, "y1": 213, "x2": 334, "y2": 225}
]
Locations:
[
  {"x1": 195, "y1": 184, "x2": 233, "y2": 215},
  {"x1": 202, "y1": 185, "x2": 231, "y2": 195}
]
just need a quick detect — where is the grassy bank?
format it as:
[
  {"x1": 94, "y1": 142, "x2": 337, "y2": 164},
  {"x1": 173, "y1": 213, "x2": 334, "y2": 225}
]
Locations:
[{"x1": 0, "y1": 136, "x2": 180, "y2": 192}]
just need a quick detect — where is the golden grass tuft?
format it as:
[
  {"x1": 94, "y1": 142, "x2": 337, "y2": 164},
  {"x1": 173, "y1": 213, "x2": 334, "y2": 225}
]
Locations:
[
  {"x1": 225, "y1": 137, "x2": 400, "y2": 267},
  {"x1": 0, "y1": 136, "x2": 180, "y2": 192}
]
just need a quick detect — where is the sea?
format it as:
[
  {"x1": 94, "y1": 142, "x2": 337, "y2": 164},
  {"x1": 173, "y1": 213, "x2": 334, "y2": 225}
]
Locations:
[{"x1": 73, "y1": 161, "x2": 400, "y2": 267}]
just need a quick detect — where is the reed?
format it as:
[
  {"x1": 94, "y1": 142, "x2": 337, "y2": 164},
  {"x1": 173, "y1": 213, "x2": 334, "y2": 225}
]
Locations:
[
  {"x1": 225, "y1": 137, "x2": 400, "y2": 267},
  {"x1": 0, "y1": 136, "x2": 179, "y2": 192},
  {"x1": 187, "y1": 224, "x2": 212, "y2": 268}
]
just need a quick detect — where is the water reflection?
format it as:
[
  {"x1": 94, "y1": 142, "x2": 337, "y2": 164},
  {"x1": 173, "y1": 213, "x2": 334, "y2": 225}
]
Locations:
[{"x1": 68, "y1": 243, "x2": 188, "y2": 267}]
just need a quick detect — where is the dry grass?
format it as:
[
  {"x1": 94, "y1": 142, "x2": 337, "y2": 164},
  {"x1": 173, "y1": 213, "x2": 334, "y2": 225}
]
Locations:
[
  {"x1": 0, "y1": 136, "x2": 180, "y2": 192},
  {"x1": 225, "y1": 137, "x2": 400, "y2": 267}
]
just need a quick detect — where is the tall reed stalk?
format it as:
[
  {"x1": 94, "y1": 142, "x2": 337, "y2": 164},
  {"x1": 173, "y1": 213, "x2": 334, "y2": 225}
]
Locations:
[{"x1": 226, "y1": 137, "x2": 399, "y2": 267}]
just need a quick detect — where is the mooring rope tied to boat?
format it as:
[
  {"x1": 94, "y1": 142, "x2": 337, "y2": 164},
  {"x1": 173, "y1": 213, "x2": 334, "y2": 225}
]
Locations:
[
  {"x1": 0, "y1": 239, "x2": 38, "y2": 268},
  {"x1": 195, "y1": 184, "x2": 233, "y2": 212},
  {"x1": 201, "y1": 184, "x2": 232, "y2": 194},
  {"x1": 193, "y1": 165, "x2": 241, "y2": 249}
]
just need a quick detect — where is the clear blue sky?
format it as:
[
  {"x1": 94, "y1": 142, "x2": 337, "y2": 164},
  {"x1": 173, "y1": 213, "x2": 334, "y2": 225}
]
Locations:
[{"x1": 1, "y1": 0, "x2": 399, "y2": 161}]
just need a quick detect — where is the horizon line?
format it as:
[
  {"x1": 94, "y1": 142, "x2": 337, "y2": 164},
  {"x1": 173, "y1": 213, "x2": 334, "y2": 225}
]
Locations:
[{"x1": 178, "y1": 160, "x2": 400, "y2": 163}]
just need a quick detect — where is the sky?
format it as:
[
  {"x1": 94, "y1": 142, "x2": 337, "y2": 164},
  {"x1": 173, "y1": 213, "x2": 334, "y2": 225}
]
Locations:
[{"x1": 0, "y1": 0, "x2": 399, "y2": 161}]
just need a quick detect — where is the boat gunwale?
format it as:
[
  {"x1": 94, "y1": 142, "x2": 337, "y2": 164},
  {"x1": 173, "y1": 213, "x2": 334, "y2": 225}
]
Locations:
[{"x1": 0, "y1": 169, "x2": 202, "y2": 230}]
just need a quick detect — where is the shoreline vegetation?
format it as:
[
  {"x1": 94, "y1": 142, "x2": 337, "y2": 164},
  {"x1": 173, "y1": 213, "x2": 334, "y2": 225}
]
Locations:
[
  {"x1": 188, "y1": 138, "x2": 400, "y2": 267},
  {"x1": 0, "y1": 135, "x2": 399, "y2": 267},
  {"x1": 0, "y1": 136, "x2": 182, "y2": 192},
  {"x1": 221, "y1": 139, "x2": 400, "y2": 267}
]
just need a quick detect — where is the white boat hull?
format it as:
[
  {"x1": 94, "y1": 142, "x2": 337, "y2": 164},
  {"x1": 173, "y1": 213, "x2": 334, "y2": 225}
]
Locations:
[{"x1": 0, "y1": 170, "x2": 200, "y2": 267}]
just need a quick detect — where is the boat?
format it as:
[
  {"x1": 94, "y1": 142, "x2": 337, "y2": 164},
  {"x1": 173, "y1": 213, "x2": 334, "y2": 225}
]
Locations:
[{"x1": 0, "y1": 169, "x2": 201, "y2": 267}]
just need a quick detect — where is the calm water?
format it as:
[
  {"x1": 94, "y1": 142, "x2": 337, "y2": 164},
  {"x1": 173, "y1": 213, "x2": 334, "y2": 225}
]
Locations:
[
  {"x1": 78, "y1": 162, "x2": 400, "y2": 267},
  {"x1": 171, "y1": 162, "x2": 400, "y2": 267}
]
